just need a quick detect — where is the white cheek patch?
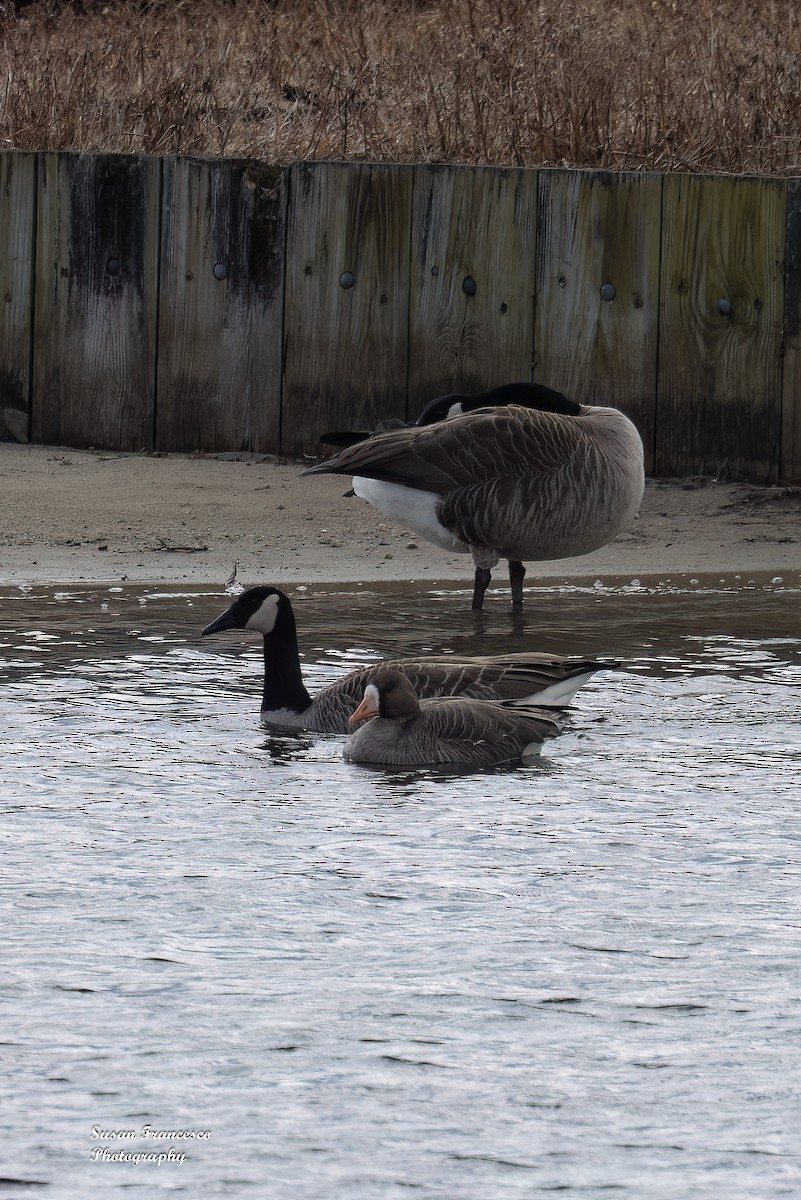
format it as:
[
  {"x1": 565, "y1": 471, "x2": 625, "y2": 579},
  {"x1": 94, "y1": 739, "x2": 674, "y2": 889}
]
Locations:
[
  {"x1": 364, "y1": 682, "x2": 380, "y2": 712},
  {"x1": 353, "y1": 477, "x2": 469, "y2": 554},
  {"x1": 246, "y1": 593, "x2": 280, "y2": 635}
]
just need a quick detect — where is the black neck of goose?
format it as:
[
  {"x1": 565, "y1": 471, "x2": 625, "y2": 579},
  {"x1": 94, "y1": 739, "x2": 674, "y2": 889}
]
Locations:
[{"x1": 261, "y1": 605, "x2": 313, "y2": 715}]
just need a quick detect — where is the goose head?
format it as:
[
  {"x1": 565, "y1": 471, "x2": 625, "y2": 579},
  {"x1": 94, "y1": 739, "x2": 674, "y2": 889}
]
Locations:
[
  {"x1": 202, "y1": 585, "x2": 295, "y2": 641},
  {"x1": 348, "y1": 670, "x2": 420, "y2": 726},
  {"x1": 414, "y1": 381, "x2": 580, "y2": 425},
  {"x1": 320, "y1": 381, "x2": 578, "y2": 448},
  {"x1": 201, "y1": 585, "x2": 312, "y2": 718}
]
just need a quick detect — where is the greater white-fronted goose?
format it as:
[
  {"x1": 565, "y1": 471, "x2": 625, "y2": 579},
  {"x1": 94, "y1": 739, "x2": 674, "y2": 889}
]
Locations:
[
  {"x1": 201, "y1": 585, "x2": 619, "y2": 734},
  {"x1": 305, "y1": 393, "x2": 645, "y2": 610},
  {"x1": 344, "y1": 669, "x2": 563, "y2": 767},
  {"x1": 320, "y1": 380, "x2": 575, "y2": 447}
]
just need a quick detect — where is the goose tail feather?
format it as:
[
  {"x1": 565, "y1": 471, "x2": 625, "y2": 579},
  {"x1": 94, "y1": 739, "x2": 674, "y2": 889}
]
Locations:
[{"x1": 516, "y1": 664, "x2": 617, "y2": 708}]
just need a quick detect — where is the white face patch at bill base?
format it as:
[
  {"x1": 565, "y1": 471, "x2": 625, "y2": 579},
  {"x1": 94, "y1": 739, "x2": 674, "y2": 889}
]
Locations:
[
  {"x1": 245, "y1": 592, "x2": 281, "y2": 635},
  {"x1": 348, "y1": 681, "x2": 381, "y2": 727},
  {"x1": 352, "y1": 477, "x2": 469, "y2": 554}
]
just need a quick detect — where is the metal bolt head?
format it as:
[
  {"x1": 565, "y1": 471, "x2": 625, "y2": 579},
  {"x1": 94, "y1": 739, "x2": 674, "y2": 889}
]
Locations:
[
  {"x1": 717, "y1": 298, "x2": 732, "y2": 316},
  {"x1": 106, "y1": 258, "x2": 121, "y2": 277},
  {"x1": 600, "y1": 282, "x2": 616, "y2": 302},
  {"x1": 340, "y1": 271, "x2": 355, "y2": 289},
  {"x1": 462, "y1": 275, "x2": 477, "y2": 297},
  {"x1": 213, "y1": 262, "x2": 229, "y2": 281}
]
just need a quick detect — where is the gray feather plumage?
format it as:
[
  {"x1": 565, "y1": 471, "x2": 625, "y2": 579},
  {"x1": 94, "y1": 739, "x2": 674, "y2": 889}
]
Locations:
[
  {"x1": 305, "y1": 402, "x2": 645, "y2": 565},
  {"x1": 344, "y1": 671, "x2": 565, "y2": 766},
  {"x1": 300, "y1": 653, "x2": 614, "y2": 734}
]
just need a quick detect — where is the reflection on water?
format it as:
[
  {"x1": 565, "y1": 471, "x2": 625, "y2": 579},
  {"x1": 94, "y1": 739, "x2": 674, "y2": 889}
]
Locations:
[{"x1": 1, "y1": 575, "x2": 800, "y2": 1198}]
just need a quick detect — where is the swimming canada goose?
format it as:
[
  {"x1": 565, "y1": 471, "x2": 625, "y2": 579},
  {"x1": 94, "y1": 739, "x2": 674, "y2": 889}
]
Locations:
[
  {"x1": 344, "y1": 669, "x2": 563, "y2": 767},
  {"x1": 305, "y1": 394, "x2": 645, "y2": 610},
  {"x1": 320, "y1": 380, "x2": 575, "y2": 448},
  {"x1": 201, "y1": 585, "x2": 619, "y2": 734}
]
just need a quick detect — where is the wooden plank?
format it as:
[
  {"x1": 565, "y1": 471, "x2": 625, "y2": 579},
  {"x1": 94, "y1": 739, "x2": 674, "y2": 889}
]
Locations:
[
  {"x1": 0, "y1": 152, "x2": 36, "y2": 443},
  {"x1": 535, "y1": 169, "x2": 662, "y2": 473},
  {"x1": 33, "y1": 152, "x2": 160, "y2": 450},
  {"x1": 157, "y1": 157, "x2": 286, "y2": 453},
  {"x1": 781, "y1": 179, "x2": 801, "y2": 483},
  {"x1": 282, "y1": 161, "x2": 413, "y2": 455},
  {"x1": 657, "y1": 173, "x2": 785, "y2": 482},
  {"x1": 408, "y1": 165, "x2": 538, "y2": 410}
]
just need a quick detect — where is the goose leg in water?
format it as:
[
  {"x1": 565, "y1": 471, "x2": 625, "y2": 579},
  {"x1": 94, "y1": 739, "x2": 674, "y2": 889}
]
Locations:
[
  {"x1": 471, "y1": 566, "x2": 492, "y2": 610},
  {"x1": 509, "y1": 559, "x2": 526, "y2": 606}
]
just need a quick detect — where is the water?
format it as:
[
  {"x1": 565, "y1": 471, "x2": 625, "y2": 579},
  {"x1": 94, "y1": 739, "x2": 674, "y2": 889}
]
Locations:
[{"x1": 1, "y1": 574, "x2": 800, "y2": 1199}]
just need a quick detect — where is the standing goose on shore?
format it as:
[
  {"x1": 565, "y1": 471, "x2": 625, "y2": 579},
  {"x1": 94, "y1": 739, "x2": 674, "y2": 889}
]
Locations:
[
  {"x1": 201, "y1": 585, "x2": 619, "y2": 734},
  {"x1": 344, "y1": 670, "x2": 563, "y2": 767},
  {"x1": 319, "y1": 380, "x2": 574, "y2": 448},
  {"x1": 305, "y1": 393, "x2": 645, "y2": 609}
]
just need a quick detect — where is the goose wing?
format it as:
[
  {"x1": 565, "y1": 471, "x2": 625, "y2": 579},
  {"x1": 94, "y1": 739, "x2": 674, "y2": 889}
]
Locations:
[
  {"x1": 417, "y1": 697, "x2": 562, "y2": 747},
  {"x1": 304, "y1": 405, "x2": 588, "y2": 494},
  {"x1": 381, "y1": 654, "x2": 618, "y2": 706},
  {"x1": 305, "y1": 653, "x2": 616, "y2": 732}
]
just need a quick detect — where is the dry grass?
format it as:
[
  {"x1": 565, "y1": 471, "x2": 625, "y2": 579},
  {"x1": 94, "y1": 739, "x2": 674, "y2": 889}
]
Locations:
[{"x1": 1, "y1": 0, "x2": 800, "y2": 173}]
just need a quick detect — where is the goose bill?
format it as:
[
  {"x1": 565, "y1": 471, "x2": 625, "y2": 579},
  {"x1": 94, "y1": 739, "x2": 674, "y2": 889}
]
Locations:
[
  {"x1": 349, "y1": 691, "x2": 379, "y2": 726},
  {"x1": 202, "y1": 610, "x2": 237, "y2": 636}
]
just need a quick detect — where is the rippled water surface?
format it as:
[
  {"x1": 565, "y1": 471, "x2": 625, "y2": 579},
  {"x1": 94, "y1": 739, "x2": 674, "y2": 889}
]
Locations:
[{"x1": 2, "y1": 575, "x2": 800, "y2": 1198}]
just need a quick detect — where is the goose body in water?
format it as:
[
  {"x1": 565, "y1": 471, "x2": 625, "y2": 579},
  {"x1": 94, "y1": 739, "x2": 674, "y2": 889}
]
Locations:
[
  {"x1": 201, "y1": 586, "x2": 618, "y2": 734},
  {"x1": 320, "y1": 380, "x2": 575, "y2": 448},
  {"x1": 345, "y1": 669, "x2": 563, "y2": 767},
  {"x1": 306, "y1": 393, "x2": 645, "y2": 609}
]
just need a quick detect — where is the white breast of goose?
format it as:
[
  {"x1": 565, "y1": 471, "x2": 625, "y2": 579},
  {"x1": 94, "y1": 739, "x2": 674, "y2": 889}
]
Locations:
[
  {"x1": 259, "y1": 705, "x2": 312, "y2": 731},
  {"x1": 352, "y1": 476, "x2": 469, "y2": 554},
  {"x1": 261, "y1": 681, "x2": 362, "y2": 734}
]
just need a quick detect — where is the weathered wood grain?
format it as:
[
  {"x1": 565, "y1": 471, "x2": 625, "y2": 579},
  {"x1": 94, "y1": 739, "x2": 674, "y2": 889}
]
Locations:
[
  {"x1": 282, "y1": 161, "x2": 413, "y2": 455},
  {"x1": 408, "y1": 165, "x2": 538, "y2": 410},
  {"x1": 157, "y1": 157, "x2": 286, "y2": 453},
  {"x1": 14, "y1": 154, "x2": 797, "y2": 482},
  {"x1": 0, "y1": 152, "x2": 36, "y2": 443},
  {"x1": 535, "y1": 169, "x2": 662, "y2": 472},
  {"x1": 33, "y1": 152, "x2": 160, "y2": 450},
  {"x1": 657, "y1": 173, "x2": 785, "y2": 482},
  {"x1": 781, "y1": 179, "x2": 801, "y2": 483}
]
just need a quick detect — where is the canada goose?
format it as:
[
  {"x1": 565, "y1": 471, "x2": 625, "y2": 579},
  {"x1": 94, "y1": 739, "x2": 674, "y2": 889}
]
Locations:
[
  {"x1": 201, "y1": 585, "x2": 619, "y2": 734},
  {"x1": 344, "y1": 669, "x2": 563, "y2": 767},
  {"x1": 305, "y1": 395, "x2": 645, "y2": 610},
  {"x1": 320, "y1": 380, "x2": 575, "y2": 448}
]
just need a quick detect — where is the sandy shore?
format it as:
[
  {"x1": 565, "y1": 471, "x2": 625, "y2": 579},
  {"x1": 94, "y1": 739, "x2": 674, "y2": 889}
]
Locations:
[{"x1": 1, "y1": 443, "x2": 799, "y2": 589}]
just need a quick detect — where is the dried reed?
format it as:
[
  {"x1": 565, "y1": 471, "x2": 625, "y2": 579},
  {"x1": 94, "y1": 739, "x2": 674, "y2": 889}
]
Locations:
[{"x1": 1, "y1": 0, "x2": 799, "y2": 173}]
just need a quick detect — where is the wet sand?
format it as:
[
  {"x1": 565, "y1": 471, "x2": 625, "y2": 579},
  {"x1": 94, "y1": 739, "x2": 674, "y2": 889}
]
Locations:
[{"x1": 1, "y1": 443, "x2": 799, "y2": 589}]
